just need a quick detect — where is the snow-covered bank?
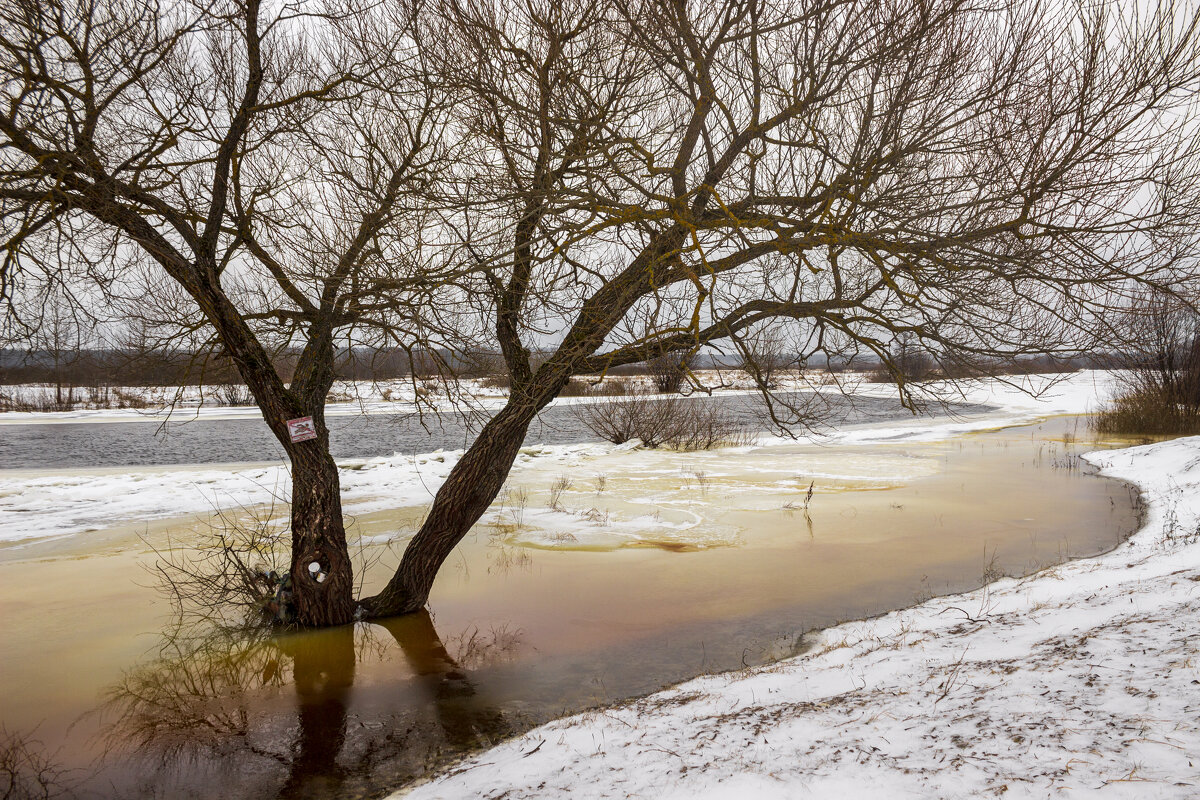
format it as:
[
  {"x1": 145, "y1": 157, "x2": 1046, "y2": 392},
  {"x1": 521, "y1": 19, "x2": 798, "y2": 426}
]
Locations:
[
  {"x1": 0, "y1": 369, "x2": 1097, "y2": 426},
  {"x1": 0, "y1": 371, "x2": 787, "y2": 425},
  {"x1": 396, "y1": 426, "x2": 1200, "y2": 797},
  {"x1": 0, "y1": 378, "x2": 509, "y2": 424}
]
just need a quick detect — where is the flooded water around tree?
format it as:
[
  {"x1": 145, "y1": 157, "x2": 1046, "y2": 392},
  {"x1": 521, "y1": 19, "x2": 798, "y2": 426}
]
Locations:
[{"x1": 0, "y1": 416, "x2": 1144, "y2": 799}]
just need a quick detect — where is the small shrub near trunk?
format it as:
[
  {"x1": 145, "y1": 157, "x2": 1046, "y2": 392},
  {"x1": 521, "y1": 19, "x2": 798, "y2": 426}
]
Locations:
[{"x1": 147, "y1": 505, "x2": 382, "y2": 630}]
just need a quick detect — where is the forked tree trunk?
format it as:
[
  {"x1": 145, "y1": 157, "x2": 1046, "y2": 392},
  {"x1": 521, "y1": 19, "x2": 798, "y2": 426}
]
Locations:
[
  {"x1": 205, "y1": 296, "x2": 354, "y2": 627},
  {"x1": 361, "y1": 399, "x2": 539, "y2": 617},
  {"x1": 288, "y1": 432, "x2": 356, "y2": 627}
]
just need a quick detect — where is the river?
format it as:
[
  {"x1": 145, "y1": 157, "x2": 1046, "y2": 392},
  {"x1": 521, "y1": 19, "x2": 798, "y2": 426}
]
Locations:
[{"x1": 0, "y1": 391, "x2": 936, "y2": 468}]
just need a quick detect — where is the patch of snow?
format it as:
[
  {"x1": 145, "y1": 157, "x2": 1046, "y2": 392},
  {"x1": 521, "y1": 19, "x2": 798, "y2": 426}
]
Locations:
[{"x1": 502, "y1": 505, "x2": 741, "y2": 551}]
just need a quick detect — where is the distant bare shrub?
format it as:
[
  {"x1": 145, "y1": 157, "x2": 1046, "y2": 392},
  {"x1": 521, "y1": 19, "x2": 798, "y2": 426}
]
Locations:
[
  {"x1": 572, "y1": 389, "x2": 753, "y2": 450},
  {"x1": 663, "y1": 401, "x2": 756, "y2": 450},
  {"x1": 479, "y1": 373, "x2": 511, "y2": 390},
  {"x1": 556, "y1": 378, "x2": 598, "y2": 397},
  {"x1": 112, "y1": 389, "x2": 150, "y2": 409},
  {"x1": 214, "y1": 383, "x2": 254, "y2": 407},
  {"x1": 85, "y1": 384, "x2": 111, "y2": 406},
  {"x1": 478, "y1": 374, "x2": 627, "y2": 396},
  {"x1": 1093, "y1": 290, "x2": 1200, "y2": 435},
  {"x1": 864, "y1": 367, "x2": 896, "y2": 384},
  {"x1": 571, "y1": 390, "x2": 677, "y2": 446},
  {"x1": 561, "y1": 376, "x2": 631, "y2": 396},
  {"x1": 0, "y1": 384, "x2": 153, "y2": 412},
  {"x1": 647, "y1": 350, "x2": 694, "y2": 394},
  {"x1": 0, "y1": 387, "x2": 78, "y2": 412}
]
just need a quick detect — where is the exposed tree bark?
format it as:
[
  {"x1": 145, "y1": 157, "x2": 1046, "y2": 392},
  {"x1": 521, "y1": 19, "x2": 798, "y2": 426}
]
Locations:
[
  {"x1": 289, "y1": 441, "x2": 355, "y2": 627},
  {"x1": 199, "y1": 271, "x2": 356, "y2": 625},
  {"x1": 362, "y1": 390, "x2": 553, "y2": 616}
]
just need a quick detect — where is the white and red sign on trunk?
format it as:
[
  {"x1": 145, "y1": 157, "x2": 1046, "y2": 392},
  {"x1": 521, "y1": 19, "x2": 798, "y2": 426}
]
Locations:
[{"x1": 286, "y1": 416, "x2": 317, "y2": 443}]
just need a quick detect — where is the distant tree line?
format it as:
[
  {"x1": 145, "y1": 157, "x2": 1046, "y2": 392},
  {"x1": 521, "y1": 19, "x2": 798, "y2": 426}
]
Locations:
[{"x1": 0, "y1": 343, "x2": 1121, "y2": 389}]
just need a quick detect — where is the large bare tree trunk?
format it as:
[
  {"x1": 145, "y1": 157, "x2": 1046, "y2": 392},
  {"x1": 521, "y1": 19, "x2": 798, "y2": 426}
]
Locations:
[
  {"x1": 362, "y1": 399, "x2": 540, "y2": 617},
  {"x1": 283, "y1": 343, "x2": 355, "y2": 627},
  {"x1": 289, "y1": 444, "x2": 356, "y2": 627},
  {"x1": 208, "y1": 297, "x2": 355, "y2": 627}
]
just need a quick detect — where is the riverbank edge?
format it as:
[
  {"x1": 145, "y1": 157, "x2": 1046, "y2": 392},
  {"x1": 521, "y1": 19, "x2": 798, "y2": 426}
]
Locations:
[
  {"x1": 395, "y1": 430, "x2": 1200, "y2": 799},
  {"x1": 0, "y1": 369, "x2": 1093, "y2": 426}
]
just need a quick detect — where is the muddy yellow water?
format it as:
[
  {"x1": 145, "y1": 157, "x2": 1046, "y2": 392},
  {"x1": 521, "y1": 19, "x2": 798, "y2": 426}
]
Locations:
[{"x1": 0, "y1": 417, "x2": 1143, "y2": 799}]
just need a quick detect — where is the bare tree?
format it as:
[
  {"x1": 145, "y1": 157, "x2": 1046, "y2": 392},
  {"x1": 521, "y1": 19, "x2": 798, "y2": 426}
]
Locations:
[
  {"x1": 0, "y1": 0, "x2": 459, "y2": 625},
  {"x1": 26, "y1": 287, "x2": 94, "y2": 407},
  {"x1": 646, "y1": 348, "x2": 694, "y2": 393},
  {"x1": 4, "y1": 0, "x2": 1200, "y2": 625},
  {"x1": 362, "y1": 0, "x2": 1200, "y2": 617},
  {"x1": 1128, "y1": 291, "x2": 1200, "y2": 411}
]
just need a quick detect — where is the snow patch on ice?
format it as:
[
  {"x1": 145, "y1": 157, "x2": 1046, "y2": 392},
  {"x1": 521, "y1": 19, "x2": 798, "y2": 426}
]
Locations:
[{"x1": 499, "y1": 505, "x2": 741, "y2": 551}]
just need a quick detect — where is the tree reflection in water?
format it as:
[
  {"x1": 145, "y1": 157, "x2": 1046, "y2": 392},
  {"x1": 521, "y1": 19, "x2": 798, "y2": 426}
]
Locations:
[
  {"x1": 98, "y1": 611, "x2": 515, "y2": 799},
  {"x1": 275, "y1": 625, "x2": 356, "y2": 799}
]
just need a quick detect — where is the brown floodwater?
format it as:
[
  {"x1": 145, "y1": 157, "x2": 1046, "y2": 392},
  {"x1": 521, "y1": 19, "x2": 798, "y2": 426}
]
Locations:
[{"x1": 0, "y1": 416, "x2": 1144, "y2": 799}]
